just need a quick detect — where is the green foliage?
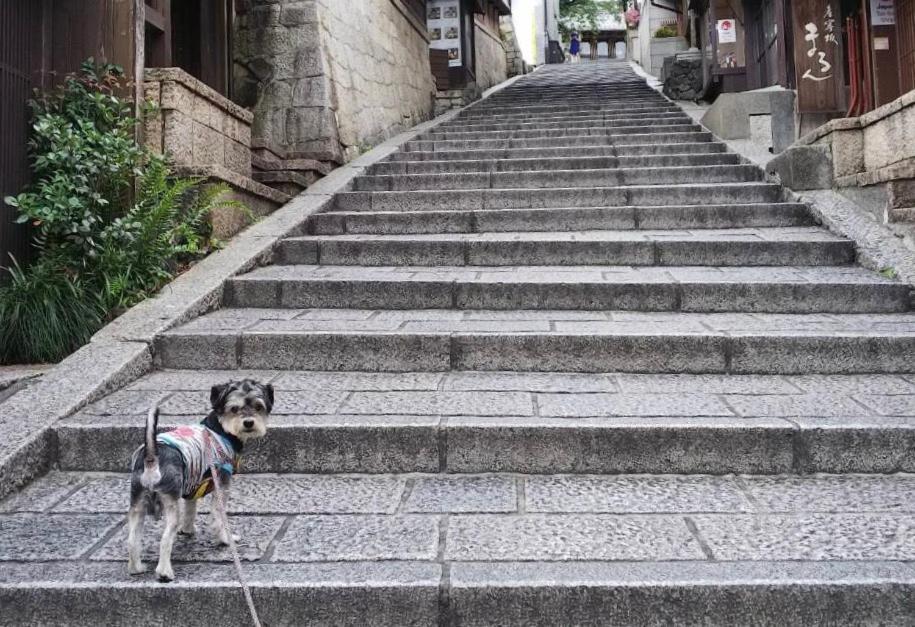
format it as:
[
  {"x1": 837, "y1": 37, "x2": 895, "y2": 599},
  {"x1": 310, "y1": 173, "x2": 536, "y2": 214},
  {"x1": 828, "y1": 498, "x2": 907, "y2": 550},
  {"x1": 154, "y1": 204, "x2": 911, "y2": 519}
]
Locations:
[
  {"x1": 0, "y1": 259, "x2": 104, "y2": 364},
  {"x1": 653, "y1": 25, "x2": 679, "y2": 37},
  {"x1": 1, "y1": 60, "x2": 238, "y2": 363},
  {"x1": 879, "y1": 267, "x2": 899, "y2": 279},
  {"x1": 6, "y1": 61, "x2": 143, "y2": 261},
  {"x1": 559, "y1": 0, "x2": 622, "y2": 38}
]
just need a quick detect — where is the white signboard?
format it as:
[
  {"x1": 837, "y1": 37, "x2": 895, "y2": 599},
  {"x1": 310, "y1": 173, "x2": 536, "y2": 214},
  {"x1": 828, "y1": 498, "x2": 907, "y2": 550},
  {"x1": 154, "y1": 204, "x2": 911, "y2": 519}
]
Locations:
[
  {"x1": 717, "y1": 19, "x2": 737, "y2": 43},
  {"x1": 428, "y1": 0, "x2": 462, "y2": 67},
  {"x1": 871, "y1": 0, "x2": 895, "y2": 25}
]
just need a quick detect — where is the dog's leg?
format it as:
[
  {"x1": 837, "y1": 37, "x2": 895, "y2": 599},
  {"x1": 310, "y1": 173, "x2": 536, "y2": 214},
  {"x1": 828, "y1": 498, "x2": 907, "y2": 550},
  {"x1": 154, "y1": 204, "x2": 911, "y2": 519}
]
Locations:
[
  {"x1": 155, "y1": 494, "x2": 180, "y2": 582},
  {"x1": 126, "y1": 497, "x2": 146, "y2": 575},
  {"x1": 179, "y1": 498, "x2": 198, "y2": 536},
  {"x1": 210, "y1": 474, "x2": 238, "y2": 546}
]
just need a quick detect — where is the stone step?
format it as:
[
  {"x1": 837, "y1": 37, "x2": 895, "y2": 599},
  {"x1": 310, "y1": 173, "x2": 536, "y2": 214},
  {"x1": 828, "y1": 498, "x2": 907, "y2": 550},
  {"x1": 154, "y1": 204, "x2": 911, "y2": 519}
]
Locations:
[
  {"x1": 352, "y1": 165, "x2": 764, "y2": 191},
  {"x1": 276, "y1": 228, "x2": 853, "y2": 267},
  {"x1": 309, "y1": 203, "x2": 815, "y2": 235},
  {"x1": 153, "y1": 309, "x2": 915, "y2": 374},
  {"x1": 49, "y1": 369, "x2": 915, "y2": 473},
  {"x1": 403, "y1": 129, "x2": 710, "y2": 152},
  {"x1": 450, "y1": 108, "x2": 685, "y2": 125},
  {"x1": 422, "y1": 118, "x2": 697, "y2": 140},
  {"x1": 439, "y1": 111, "x2": 690, "y2": 130},
  {"x1": 6, "y1": 470, "x2": 915, "y2": 624},
  {"x1": 225, "y1": 265, "x2": 908, "y2": 314},
  {"x1": 388, "y1": 142, "x2": 728, "y2": 162},
  {"x1": 466, "y1": 100, "x2": 668, "y2": 115},
  {"x1": 332, "y1": 182, "x2": 785, "y2": 212},
  {"x1": 369, "y1": 153, "x2": 742, "y2": 175}
]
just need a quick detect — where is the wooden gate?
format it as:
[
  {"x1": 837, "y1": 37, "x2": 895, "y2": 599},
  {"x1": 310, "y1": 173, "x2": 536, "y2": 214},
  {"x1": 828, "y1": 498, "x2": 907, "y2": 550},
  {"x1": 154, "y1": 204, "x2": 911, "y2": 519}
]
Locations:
[{"x1": 0, "y1": 0, "x2": 46, "y2": 269}]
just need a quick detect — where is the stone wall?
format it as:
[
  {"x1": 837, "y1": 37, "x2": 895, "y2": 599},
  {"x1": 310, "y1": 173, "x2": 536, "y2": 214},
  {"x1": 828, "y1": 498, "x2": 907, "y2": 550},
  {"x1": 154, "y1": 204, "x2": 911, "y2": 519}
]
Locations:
[
  {"x1": 662, "y1": 58, "x2": 702, "y2": 100},
  {"x1": 500, "y1": 16, "x2": 525, "y2": 77},
  {"x1": 474, "y1": 19, "x2": 509, "y2": 91},
  {"x1": 787, "y1": 89, "x2": 915, "y2": 222},
  {"x1": 145, "y1": 68, "x2": 253, "y2": 177},
  {"x1": 235, "y1": 0, "x2": 435, "y2": 164},
  {"x1": 144, "y1": 67, "x2": 290, "y2": 239}
]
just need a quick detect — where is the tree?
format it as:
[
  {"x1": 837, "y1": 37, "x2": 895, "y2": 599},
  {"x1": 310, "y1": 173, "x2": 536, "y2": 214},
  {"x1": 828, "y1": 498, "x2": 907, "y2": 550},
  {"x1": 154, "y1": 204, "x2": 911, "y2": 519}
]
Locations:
[{"x1": 559, "y1": 0, "x2": 623, "y2": 38}]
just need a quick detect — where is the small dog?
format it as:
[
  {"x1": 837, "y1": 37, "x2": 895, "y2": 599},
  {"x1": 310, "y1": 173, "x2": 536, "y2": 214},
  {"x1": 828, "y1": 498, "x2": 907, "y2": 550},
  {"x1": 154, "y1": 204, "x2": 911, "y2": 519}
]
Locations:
[{"x1": 126, "y1": 379, "x2": 274, "y2": 581}]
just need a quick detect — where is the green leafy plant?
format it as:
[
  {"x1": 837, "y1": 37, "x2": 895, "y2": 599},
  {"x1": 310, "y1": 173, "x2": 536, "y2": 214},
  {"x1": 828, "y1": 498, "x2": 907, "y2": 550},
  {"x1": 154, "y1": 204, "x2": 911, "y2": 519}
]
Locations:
[
  {"x1": 559, "y1": 0, "x2": 623, "y2": 39},
  {"x1": 1, "y1": 60, "x2": 240, "y2": 363},
  {"x1": 879, "y1": 267, "x2": 899, "y2": 279},
  {"x1": 654, "y1": 25, "x2": 679, "y2": 38},
  {"x1": 0, "y1": 258, "x2": 104, "y2": 364}
]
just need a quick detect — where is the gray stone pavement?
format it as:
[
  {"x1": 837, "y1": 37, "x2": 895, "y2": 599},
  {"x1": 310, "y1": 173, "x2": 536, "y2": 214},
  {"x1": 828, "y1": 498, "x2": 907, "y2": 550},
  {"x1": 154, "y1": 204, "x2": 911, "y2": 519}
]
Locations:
[
  {"x1": 5, "y1": 471, "x2": 915, "y2": 569},
  {"x1": 5, "y1": 60, "x2": 915, "y2": 625}
]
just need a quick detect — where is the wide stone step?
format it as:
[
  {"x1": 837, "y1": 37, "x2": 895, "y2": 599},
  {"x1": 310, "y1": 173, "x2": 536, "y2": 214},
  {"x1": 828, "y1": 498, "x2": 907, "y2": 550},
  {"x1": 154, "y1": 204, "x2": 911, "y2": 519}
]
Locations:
[
  {"x1": 465, "y1": 100, "x2": 668, "y2": 115},
  {"x1": 438, "y1": 111, "x2": 690, "y2": 131},
  {"x1": 352, "y1": 165, "x2": 763, "y2": 191},
  {"x1": 310, "y1": 203, "x2": 814, "y2": 235},
  {"x1": 369, "y1": 153, "x2": 742, "y2": 175},
  {"x1": 387, "y1": 142, "x2": 728, "y2": 162},
  {"x1": 224, "y1": 265, "x2": 907, "y2": 313},
  {"x1": 6, "y1": 470, "x2": 915, "y2": 625},
  {"x1": 422, "y1": 118, "x2": 696, "y2": 140},
  {"x1": 332, "y1": 183, "x2": 784, "y2": 212},
  {"x1": 50, "y1": 369, "x2": 915, "y2": 473},
  {"x1": 449, "y1": 108, "x2": 685, "y2": 125},
  {"x1": 153, "y1": 309, "x2": 915, "y2": 374},
  {"x1": 277, "y1": 228, "x2": 853, "y2": 267},
  {"x1": 404, "y1": 129, "x2": 709, "y2": 152}
]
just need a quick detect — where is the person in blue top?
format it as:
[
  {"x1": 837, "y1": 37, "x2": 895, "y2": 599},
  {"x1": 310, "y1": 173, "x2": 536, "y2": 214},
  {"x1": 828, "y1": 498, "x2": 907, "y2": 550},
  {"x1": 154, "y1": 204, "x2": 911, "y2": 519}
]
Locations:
[{"x1": 569, "y1": 32, "x2": 581, "y2": 64}]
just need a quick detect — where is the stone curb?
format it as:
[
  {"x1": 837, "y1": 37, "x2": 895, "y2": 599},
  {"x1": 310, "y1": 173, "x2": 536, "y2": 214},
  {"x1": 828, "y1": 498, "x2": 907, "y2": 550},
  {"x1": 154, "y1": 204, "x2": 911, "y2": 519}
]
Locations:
[{"x1": 0, "y1": 75, "x2": 524, "y2": 501}]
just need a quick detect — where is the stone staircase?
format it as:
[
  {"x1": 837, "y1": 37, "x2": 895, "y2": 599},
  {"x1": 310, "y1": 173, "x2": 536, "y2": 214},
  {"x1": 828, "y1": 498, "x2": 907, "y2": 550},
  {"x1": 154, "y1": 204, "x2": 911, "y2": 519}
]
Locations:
[{"x1": 4, "y1": 62, "x2": 915, "y2": 625}]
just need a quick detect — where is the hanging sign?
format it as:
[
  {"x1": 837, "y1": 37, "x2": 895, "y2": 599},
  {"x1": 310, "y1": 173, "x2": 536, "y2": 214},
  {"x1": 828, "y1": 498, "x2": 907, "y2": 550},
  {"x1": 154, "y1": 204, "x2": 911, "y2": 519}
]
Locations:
[
  {"x1": 871, "y1": 0, "x2": 895, "y2": 25},
  {"x1": 717, "y1": 19, "x2": 737, "y2": 43},
  {"x1": 791, "y1": 0, "x2": 845, "y2": 112},
  {"x1": 428, "y1": 0, "x2": 463, "y2": 67}
]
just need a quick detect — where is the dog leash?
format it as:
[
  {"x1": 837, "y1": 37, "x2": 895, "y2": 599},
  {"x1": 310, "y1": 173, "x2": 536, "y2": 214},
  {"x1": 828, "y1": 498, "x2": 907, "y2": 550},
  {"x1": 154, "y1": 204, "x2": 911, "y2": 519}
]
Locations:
[{"x1": 207, "y1": 459, "x2": 263, "y2": 627}]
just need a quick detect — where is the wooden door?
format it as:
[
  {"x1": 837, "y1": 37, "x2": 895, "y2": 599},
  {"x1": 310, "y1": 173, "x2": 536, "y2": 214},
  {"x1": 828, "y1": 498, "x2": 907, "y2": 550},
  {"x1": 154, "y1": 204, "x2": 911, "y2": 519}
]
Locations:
[
  {"x1": 0, "y1": 0, "x2": 46, "y2": 268},
  {"x1": 899, "y1": 0, "x2": 915, "y2": 92}
]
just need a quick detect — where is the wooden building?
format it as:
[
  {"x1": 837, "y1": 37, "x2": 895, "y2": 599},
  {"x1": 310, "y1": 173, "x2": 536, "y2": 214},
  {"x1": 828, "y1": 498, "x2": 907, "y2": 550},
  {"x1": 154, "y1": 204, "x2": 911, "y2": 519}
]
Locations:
[{"x1": 688, "y1": 0, "x2": 915, "y2": 117}]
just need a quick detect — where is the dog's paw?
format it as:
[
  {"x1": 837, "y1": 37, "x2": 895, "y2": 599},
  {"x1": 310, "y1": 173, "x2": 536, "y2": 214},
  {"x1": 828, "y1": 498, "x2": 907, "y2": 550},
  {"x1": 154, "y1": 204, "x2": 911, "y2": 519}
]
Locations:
[
  {"x1": 127, "y1": 561, "x2": 147, "y2": 576},
  {"x1": 178, "y1": 525, "x2": 198, "y2": 537},
  {"x1": 155, "y1": 565, "x2": 175, "y2": 582},
  {"x1": 215, "y1": 532, "x2": 240, "y2": 546}
]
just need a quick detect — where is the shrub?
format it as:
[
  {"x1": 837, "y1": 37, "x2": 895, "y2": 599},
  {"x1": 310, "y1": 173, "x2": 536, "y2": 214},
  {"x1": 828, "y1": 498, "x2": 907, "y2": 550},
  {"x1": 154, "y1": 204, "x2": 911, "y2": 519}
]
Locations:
[
  {"x1": 1, "y1": 60, "x2": 239, "y2": 363},
  {"x1": 654, "y1": 25, "x2": 679, "y2": 38},
  {"x1": 0, "y1": 259, "x2": 104, "y2": 364}
]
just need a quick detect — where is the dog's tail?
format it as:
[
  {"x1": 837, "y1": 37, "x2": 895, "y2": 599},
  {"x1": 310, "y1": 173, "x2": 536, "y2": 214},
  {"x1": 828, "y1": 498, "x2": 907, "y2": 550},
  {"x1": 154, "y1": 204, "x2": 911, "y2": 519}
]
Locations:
[{"x1": 141, "y1": 405, "x2": 162, "y2": 489}]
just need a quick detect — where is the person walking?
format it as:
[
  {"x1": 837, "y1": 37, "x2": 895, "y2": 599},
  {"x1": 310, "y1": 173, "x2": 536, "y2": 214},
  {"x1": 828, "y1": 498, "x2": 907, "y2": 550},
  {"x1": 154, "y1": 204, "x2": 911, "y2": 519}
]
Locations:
[{"x1": 569, "y1": 32, "x2": 581, "y2": 64}]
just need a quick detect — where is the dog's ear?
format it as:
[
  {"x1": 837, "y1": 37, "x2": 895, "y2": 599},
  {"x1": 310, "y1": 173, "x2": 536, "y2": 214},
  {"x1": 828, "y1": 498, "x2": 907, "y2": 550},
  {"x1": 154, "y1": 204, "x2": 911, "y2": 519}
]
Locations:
[
  {"x1": 263, "y1": 383, "x2": 275, "y2": 413},
  {"x1": 210, "y1": 383, "x2": 231, "y2": 411}
]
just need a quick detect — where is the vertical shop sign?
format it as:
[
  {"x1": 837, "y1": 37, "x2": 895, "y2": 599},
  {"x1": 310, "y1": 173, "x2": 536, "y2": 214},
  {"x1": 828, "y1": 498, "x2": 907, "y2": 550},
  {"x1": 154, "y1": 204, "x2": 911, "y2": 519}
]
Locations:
[{"x1": 792, "y1": 0, "x2": 845, "y2": 111}]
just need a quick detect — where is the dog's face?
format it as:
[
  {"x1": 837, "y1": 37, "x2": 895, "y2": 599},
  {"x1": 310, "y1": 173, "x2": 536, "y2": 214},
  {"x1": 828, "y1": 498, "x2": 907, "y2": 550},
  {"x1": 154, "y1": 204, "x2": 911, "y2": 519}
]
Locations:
[{"x1": 210, "y1": 380, "x2": 274, "y2": 442}]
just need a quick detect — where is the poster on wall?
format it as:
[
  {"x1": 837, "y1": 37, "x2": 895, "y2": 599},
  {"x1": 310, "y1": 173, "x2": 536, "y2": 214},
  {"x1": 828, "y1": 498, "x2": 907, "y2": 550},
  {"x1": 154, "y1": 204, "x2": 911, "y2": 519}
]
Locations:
[
  {"x1": 717, "y1": 19, "x2": 737, "y2": 43},
  {"x1": 870, "y1": 0, "x2": 895, "y2": 25},
  {"x1": 428, "y1": 0, "x2": 462, "y2": 67}
]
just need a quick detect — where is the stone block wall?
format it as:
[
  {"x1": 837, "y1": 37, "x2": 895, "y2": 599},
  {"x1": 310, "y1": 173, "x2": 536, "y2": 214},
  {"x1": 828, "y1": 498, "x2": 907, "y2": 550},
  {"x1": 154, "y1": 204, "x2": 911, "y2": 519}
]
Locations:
[
  {"x1": 500, "y1": 16, "x2": 525, "y2": 77},
  {"x1": 793, "y1": 89, "x2": 915, "y2": 222},
  {"x1": 474, "y1": 18, "x2": 509, "y2": 91},
  {"x1": 662, "y1": 58, "x2": 701, "y2": 100},
  {"x1": 145, "y1": 68, "x2": 254, "y2": 177},
  {"x1": 235, "y1": 0, "x2": 435, "y2": 164},
  {"x1": 144, "y1": 67, "x2": 290, "y2": 239}
]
